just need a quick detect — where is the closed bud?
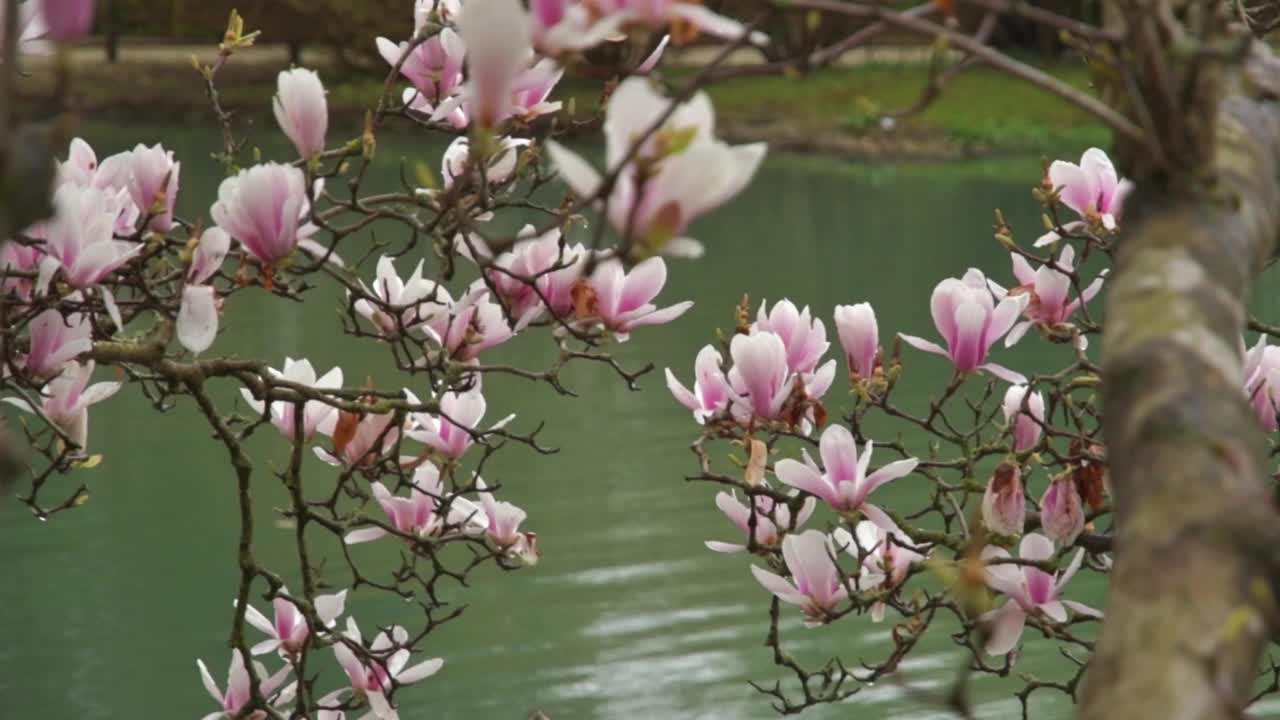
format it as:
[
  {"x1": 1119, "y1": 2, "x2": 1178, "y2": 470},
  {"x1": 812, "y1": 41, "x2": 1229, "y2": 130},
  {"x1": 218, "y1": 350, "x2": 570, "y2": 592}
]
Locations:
[
  {"x1": 1040, "y1": 473, "x2": 1084, "y2": 545},
  {"x1": 981, "y1": 462, "x2": 1025, "y2": 537}
]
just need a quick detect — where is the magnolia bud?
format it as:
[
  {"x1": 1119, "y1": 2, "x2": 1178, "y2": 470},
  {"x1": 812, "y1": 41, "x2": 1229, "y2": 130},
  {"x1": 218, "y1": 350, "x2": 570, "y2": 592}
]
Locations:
[
  {"x1": 982, "y1": 462, "x2": 1025, "y2": 537},
  {"x1": 1040, "y1": 474, "x2": 1084, "y2": 545}
]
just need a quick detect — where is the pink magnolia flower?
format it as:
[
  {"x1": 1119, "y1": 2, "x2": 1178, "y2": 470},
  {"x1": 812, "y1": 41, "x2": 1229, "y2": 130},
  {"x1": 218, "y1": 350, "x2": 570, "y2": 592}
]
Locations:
[
  {"x1": 753, "y1": 299, "x2": 829, "y2": 375},
  {"x1": 833, "y1": 518, "x2": 929, "y2": 621},
  {"x1": 240, "y1": 358, "x2": 344, "y2": 443},
  {"x1": 580, "y1": 257, "x2": 692, "y2": 338},
  {"x1": 353, "y1": 256, "x2": 437, "y2": 339},
  {"x1": 547, "y1": 78, "x2": 766, "y2": 259},
  {"x1": 1003, "y1": 384, "x2": 1045, "y2": 452},
  {"x1": 666, "y1": 345, "x2": 732, "y2": 423},
  {"x1": 507, "y1": 58, "x2": 564, "y2": 120},
  {"x1": 211, "y1": 163, "x2": 316, "y2": 266},
  {"x1": 376, "y1": 16, "x2": 465, "y2": 122},
  {"x1": 243, "y1": 588, "x2": 348, "y2": 657},
  {"x1": 0, "y1": 0, "x2": 49, "y2": 59},
  {"x1": 981, "y1": 533, "x2": 1101, "y2": 655},
  {"x1": 315, "y1": 408, "x2": 399, "y2": 468},
  {"x1": 705, "y1": 490, "x2": 816, "y2": 553},
  {"x1": 177, "y1": 285, "x2": 220, "y2": 354},
  {"x1": 981, "y1": 462, "x2": 1025, "y2": 537},
  {"x1": 333, "y1": 619, "x2": 444, "y2": 720},
  {"x1": 774, "y1": 424, "x2": 918, "y2": 521},
  {"x1": 725, "y1": 331, "x2": 792, "y2": 421},
  {"x1": 274, "y1": 68, "x2": 329, "y2": 160},
  {"x1": 1244, "y1": 336, "x2": 1280, "y2": 432},
  {"x1": 533, "y1": 0, "x2": 765, "y2": 52},
  {"x1": 97, "y1": 143, "x2": 181, "y2": 232},
  {"x1": 23, "y1": 308, "x2": 92, "y2": 379},
  {"x1": 37, "y1": 183, "x2": 142, "y2": 290},
  {"x1": 900, "y1": 269, "x2": 1029, "y2": 383},
  {"x1": 345, "y1": 463, "x2": 487, "y2": 544},
  {"x1": 750, "y1": 529, "x2": 848, "y2": 627},
  {"x1": 405, "y1": 386, "x2": 514, "y2": 461},
  {"x1": 188, "y1": 227, "x2": 231, "y2": 285},
  {"x1": 196, "y1": 650, "x2": 292, "y2": 720},
  {"x1": 465, "y1": 226, "x2": 589, "y2": 326},
  {"x1": 56, "y1": 137, "x2": 98, "y2": 187},
  {"x1": 441, "y1": 136, "x2": 529, "y2": 189},
  {"x1": 1047, "y1": 147, "x2": 1133, "y2": 231},
  {"x1": 39, "y1": 0, "x2": 95, "y2": 42},
  {"x1": 3, "y1": 360, "x2": 119, "y2": 449},
  {"x1": 455, "y1": 0, "x2": 533, "y2": 129},
  {"x1": 1039, "y1": 474, "x2": 1085, "y2": 546},
  {"x1": 989, "y1": 246, "x2": 1106, "y2": 346},
  {"x1": 417, "y1": 283, "x2": 515, "y2": 361},
  {"x1": 834, "y1": 303, "x2": 879, "y2": 380},
  {"x1": 477, "y1": 478, "x2": 539, "y2": 564},
  {"x1": 1, "y1": 239, "x2": 43, "y2": 299}
]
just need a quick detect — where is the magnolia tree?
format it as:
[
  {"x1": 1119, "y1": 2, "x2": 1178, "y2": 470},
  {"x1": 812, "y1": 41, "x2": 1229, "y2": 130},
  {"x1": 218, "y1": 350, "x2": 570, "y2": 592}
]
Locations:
[{"x1": 4, "y1": 0, "x2": 1280, "y2": 718}]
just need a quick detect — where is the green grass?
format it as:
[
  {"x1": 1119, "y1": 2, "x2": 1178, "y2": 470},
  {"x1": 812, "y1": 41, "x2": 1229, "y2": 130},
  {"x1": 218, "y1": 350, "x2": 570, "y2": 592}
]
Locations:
[{"x1": 19, "y1": 54, "x2": 1111, "y2": 158}]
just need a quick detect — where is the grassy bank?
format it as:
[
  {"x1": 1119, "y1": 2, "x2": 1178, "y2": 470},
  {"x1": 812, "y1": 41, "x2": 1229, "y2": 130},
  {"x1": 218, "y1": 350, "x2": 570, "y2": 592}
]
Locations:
[{"x1": 16, "y1": 50, "x2": 1108, "y2": 160}]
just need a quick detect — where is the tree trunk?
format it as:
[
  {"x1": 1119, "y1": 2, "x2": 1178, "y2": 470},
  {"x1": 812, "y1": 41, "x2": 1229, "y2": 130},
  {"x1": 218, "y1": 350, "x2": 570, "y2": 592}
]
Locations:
[{"x1": 1081, "y1": 45, "x2": 1280, "y2": 719}]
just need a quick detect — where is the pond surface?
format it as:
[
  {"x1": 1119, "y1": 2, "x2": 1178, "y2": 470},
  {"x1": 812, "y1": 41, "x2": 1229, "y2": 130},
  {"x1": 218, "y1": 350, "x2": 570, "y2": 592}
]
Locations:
[{"x1": 0, "y1": 121, "x2": 1244, "y2": 719}]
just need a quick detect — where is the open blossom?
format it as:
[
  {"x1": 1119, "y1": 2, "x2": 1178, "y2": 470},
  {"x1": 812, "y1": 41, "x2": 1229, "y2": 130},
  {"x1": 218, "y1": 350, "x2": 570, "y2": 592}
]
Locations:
[
  {"x1": 1, "y1": 240, "x2": 43, "y2": 299},
  {"x1": 1244, "y1": 336, "x2": 1280, "y2": 432},
  {"x1": 211, "y1": 163, "x2": 316, "y2": 266},
  {"x1": 1047, "y1": 147, "x2": 1132, "y2": 231},
  {"x1": 345, "y1": 463, "x2": 487, "y2": 544},
  {"x1": 533, "y1": 0, "x2": 765, "y2": 53},
  {"x1": 774, "y1": 424, "x2": 917, "y2": 521},
  {"x1": 37, "y1": 183, "x2": 142, "y2": 290},
  {"x1": 666, "y1": 345, "x2": 732, "y2": 423},
  {"x1": 240, "y1": 358, "x2": 344, "y2": 442},
  {"x1": 989, "y1": 245, "x2": 1106, "y2": 346},
  {"x1": 23, "y1": 309, "x2": 92, "y2": 379},
  {"x1": 188, "y1": 228, "x2": 231, "y2": 285},
  {"x1": 751, "y1": 530, "x2": 848, "y2": 627},
  {"x1": 900, "y1": 269, "x2": 1029, "y2": 383},
  {"x1": 417, "y1": 283, "x2": 515, "y2": 361},
  {"x1": 376, "y1": 0, "x2": 465, "y2": 121},
  {"x1": 834, "y1": 303, "x2": 878, "y2": 380},
  {"x1": 353, "y1": 256, "x2": 437, "y2": 338},
  {"x1": 981, "y1": 533, "x2": 1101, "y2": 655},
  {"x1": 1003, "y1": 384, "x2": 1045, "y2": 452},
  {"x1": 441, "y1": 135, "x2": 529, "y2": 189},
  {"x1": 982, "y1": 462, "x2": 1026, "y2": 537},
  {"x1": 507, "y1": 58, "x2": 563, "y2": 120},
  {"x1": 196, "y1": 650, "x2": 292, "y2": 720},
  {"x1": 405, "y1": 387, "x2": 514, "y2": 460},
  {"x1": 97, "y1": 143, "x2": 181, "y2": 232},
  {"x1": 315, "y1": 407, "x2": 400, "y2": 468},
  {"x1": 477, "y1": 478, "x2": 538, "y2": 564},
  {"x1": 705, "y1": 490, "x2": 816, "y2": 553},
  {"x1": 3, "y1": 360, "x2": 120, "y2": 449},
  {"x1": 243, "y1": 588, "x2": 347, "y2": 657},
  {"x1": 483, "y1": 226, "x2": 589, "y2": 325},
  {"x1": 547, "y1": 77, "x2": 766, "y2": 259},
  {"x1": 833, "y1": 518, "x2": 928, "y2": 621},
  {"x1": 274, "y1": 68, "x2": 329, "y2": 160},
  {"x1": 754, "y1": 299, "x2": 829, "y2": 375},
  {"x1": 577, "y1": 257, "x2": 693, "y2": 338},
  {"x1": 333, "y1": 619, "x2": 444, "y2": 720},
  {"x1": 1040, "y1": 474, "x2": 1085, "y2": 545}
]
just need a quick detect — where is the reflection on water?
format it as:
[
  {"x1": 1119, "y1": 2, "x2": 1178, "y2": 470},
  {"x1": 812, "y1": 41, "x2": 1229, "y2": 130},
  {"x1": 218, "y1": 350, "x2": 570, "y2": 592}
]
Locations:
[{"x1": 0, "y1": 122, "x2": 1131, "y2": 719}]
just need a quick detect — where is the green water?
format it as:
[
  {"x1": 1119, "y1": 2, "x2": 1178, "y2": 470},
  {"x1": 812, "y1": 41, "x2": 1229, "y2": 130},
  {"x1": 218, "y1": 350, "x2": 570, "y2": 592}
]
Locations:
[{"x1": 0, "y1": 122, "x2": 1150, "y2": 719}]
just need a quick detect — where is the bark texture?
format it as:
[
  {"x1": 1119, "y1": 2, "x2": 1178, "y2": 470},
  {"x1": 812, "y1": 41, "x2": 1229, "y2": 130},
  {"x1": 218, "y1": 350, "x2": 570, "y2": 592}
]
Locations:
[{"x1": 1081, "y1": 48, "x2": 1280, "y2": 720}]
